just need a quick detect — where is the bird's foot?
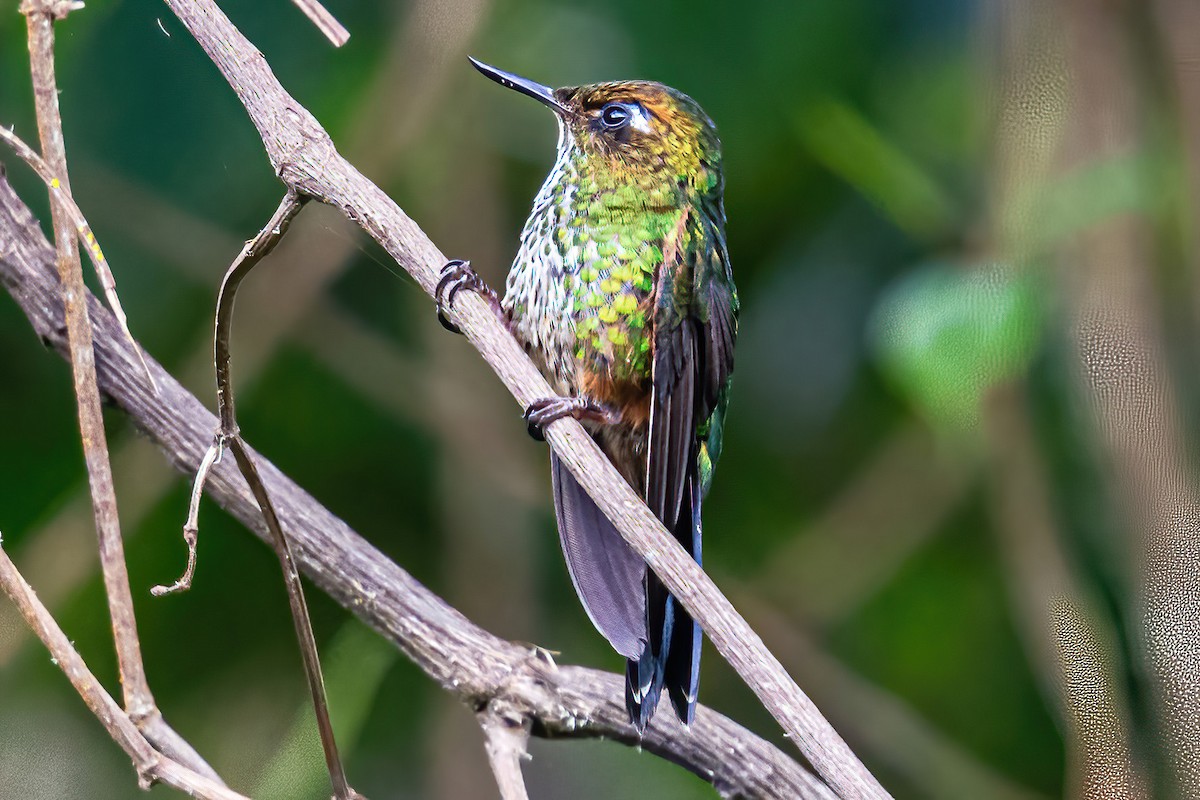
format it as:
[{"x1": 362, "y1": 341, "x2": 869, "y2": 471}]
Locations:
[
  {"x1": 436, "y1": 259, "x2": 503, "y2": 334},
  {"x1": 523, "y1": 395, "x2": 619, "y2": 441}
]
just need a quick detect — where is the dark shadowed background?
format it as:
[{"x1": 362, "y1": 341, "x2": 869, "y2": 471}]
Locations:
[{"x1": 3, "y1": 1, "x2": 1197, "y2": 798}]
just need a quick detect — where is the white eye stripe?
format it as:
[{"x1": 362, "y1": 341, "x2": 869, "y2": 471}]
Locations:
[
  {"x1": 598, "y1": 102, "x2": 653, "y2": 134},
  {"x1": 628, "y1": 105, "x2": 653, "y2": 134}
]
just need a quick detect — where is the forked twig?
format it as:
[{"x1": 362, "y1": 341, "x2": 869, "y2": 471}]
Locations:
[
  {"x1": 0, "y1": 542, "x2": 248, "y2": 800},
  {"x1": 290, "y1": 0, "x2": 349, "y2": 47},
  {"x1": 162, "y1": 191, "x2": 361, "y2": 800},
  {"x1": 152, "y1": 435, "x2": 222, "y2": 596}
]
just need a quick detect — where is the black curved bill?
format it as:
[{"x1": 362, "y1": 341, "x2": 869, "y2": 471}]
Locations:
[{"x1": 468, "y1": 57, "x2": 569, "y2": 115}]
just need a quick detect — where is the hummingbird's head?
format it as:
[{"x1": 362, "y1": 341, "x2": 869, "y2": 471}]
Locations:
[{"x1": 470, "y1": 58, "x2": 721, "y2": 191}]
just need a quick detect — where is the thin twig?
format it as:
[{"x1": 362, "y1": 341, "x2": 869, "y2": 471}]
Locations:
[
  {"x1": 0, "y1": 123, "x2": 156, "y2": 390},
  {"x1": 0, "y1": 542, "x2": 250, "y2": 800},
  {"x1": 159, "y1": 2, "x2": 888, "y2": 795},
  {"x1": 152, "y1": 435, "x2": 222, "y2": 596},
  {"x1": 478, "y1": 707, "x2": 531, "y2": 800},
  {"x1": 289, "y1": 0, "x2": 349, "y2": 47},
  {"x1": 229, "y1": 436, "x2": 361, "y2": 800},
  {"x1": 171, "y1": 191, "x2": 361, "y2": 800},
  {"x1": 19, "y1": 1, "x2": 216, "y2": 783},
  {"x1": 0, "y1": 173, "x2": 835, "y2": 800}
]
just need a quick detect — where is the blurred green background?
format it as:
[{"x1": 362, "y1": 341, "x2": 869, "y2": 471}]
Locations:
[{"x1": 2, "y1": 1, "x2": 1194, "y2": 798}]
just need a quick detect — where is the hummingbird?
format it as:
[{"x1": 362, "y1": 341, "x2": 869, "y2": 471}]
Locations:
[{"x1": 437, "y1": 58, "x2": 737, "y2": 731}]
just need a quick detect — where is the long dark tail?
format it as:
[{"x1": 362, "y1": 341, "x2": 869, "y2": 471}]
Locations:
[
  {"x1": 624, "y1": 455, "x2": 700, "y2": 734},
  {"x1": 550, "y1": 450, "x2": 702, "y2": 731},
  {"x1": 664, "y1": 462, "x2": 702, "y2": 724},
  {"x1": 629, "y1": 460, "x2": 702, "y2": 730}
]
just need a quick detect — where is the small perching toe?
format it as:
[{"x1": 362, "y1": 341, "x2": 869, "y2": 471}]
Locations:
[
  {"x1": 523, "y1": 395, "x2": 619, "y2": 441},
  {"x1": 435, "y1": 259, "x2": 501, "y2": 335}
]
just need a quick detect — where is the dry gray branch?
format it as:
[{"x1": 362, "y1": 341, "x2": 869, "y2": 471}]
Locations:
[
  {"x1": 0, "y1": 543, "x2": 248, "y2": 800},
  {"x1": 289, "y1": 0, "x2": 349, "y2": 47},
  {"x1": 0, "y1": 173, "x2": 834, "y2": 800},
  {"x1": 156, "y1": 1, "x2": 886, "y2": 795},
  {"x1": 479, "y1": 707, "x2": 532, "y2": 800},
  {"x1": 16, "y1": 0, "x2": 214, "y2": 781}
]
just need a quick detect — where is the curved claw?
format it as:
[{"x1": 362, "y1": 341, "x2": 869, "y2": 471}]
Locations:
[
  {"x1": 436, "y1": 259, "x2": 503, "y2": 335},
  {"x1": 522, "y1": 400, "x2": 553, "y2": 441},
  {"x1": 523, "y1": 396, "x2": 618, "y2": 441},
  {"x1": 435, "y1": 259, "x2": 474, "y2": 334}
]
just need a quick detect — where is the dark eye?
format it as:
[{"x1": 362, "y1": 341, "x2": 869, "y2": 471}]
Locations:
[{"x1": 600, "y1": 103, "x2": 631, "y2": 129}]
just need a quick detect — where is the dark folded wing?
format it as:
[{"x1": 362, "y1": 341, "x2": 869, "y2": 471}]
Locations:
[
  {"x1": 641, "y1": 202, "x2": 737, "y2": 724},
  {"x1": 648, "y1": 203, "x2": 737, "y2": 526}
]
